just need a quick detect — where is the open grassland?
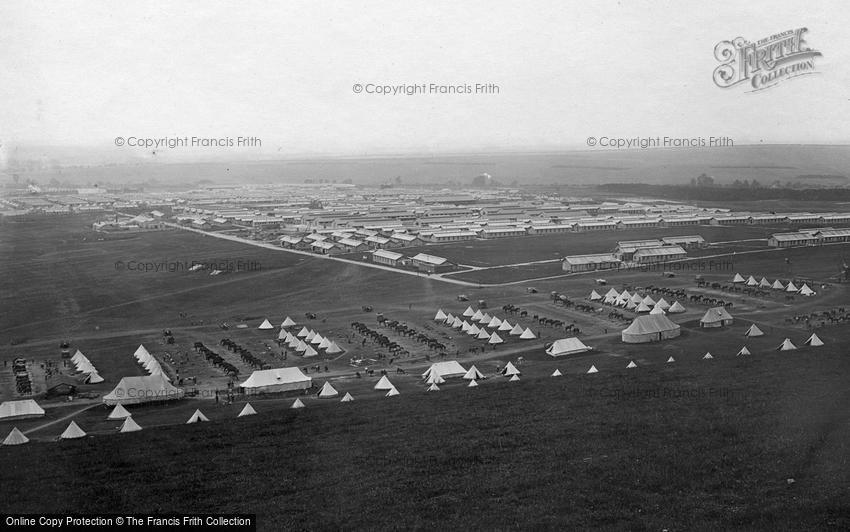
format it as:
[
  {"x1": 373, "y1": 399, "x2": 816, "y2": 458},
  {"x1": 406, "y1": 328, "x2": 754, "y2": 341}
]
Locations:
[{"x1": 1, "y1": 344, "x2": 849, "y2": 530}]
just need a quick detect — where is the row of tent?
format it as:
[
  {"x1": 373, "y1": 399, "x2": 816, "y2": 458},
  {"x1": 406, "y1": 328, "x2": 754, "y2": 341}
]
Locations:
[
  {"x1": 279, "y1": 328, "x2": 344, "y2": 357},
  {"x1": 590, "y1": 289, "x2": 687, "y2": 314},
  {"x1": 258, "y1": 316, "x2": 298, "y2": 330},
  {"x1": 731, "y1": 274, "x2": 816, "y2": 295},
  {"x1": 133, "y1": 345, "x2": 170, "y2": 382},
  {"x1": 70, "y1": 350, "x2": 104, "y2": 384},
  {"x1": 435, "y1": 309, "x2": 536, "y2": 340}
]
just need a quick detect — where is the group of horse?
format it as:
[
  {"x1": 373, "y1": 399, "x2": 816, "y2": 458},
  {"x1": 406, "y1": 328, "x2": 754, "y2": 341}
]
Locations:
[
  {"x1": 787, "y1": 306, "x2": 849, "y2": 328},
  {"x1": 193, "y1": 341, "x2": 239, "y2": 377},
  {"x1": 350, "y1": 322, "x2": 410, "y2": 359},
  {"x1": 382, "y1": 318, "x2": 447, "y2": 352},
  {"x1": 219, "y1": 338, "x2": 270, "y2": 370}
]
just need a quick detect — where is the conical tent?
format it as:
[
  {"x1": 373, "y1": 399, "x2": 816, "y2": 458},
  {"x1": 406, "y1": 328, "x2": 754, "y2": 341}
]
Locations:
[
  {"x1": 656, "y1": 298, "x2": 670, "y2": 310},
  {"x1": 759, "y1": 277, "x2": 771, "y2": 288},
  {"x1": 258, "y1": 319, "x2": 274, "y2": 330},
  {"x1": 462, "y1": 306, "x2": 475, "y2": 317},
  {"x1": 461, "y1": 321, "x2": 471, "y2": 332},
  {"x1": 317, "y1": 337, "x2": 332, "y2": 350},
  {"x1": 745, "y1": 324, "x2": 764, "y2": 337},
  {"x1": 703, "y1": 352, "x2": 714, "y2": 359},
  {"x1": 487, "y1": 316, "x2": 502, "y2": 328},
  {"x1": 291, "y1": 398, "x2": 306, "y2": 409},
  {"x1": 626, "y1": 360, "x2": 637, "y2": 369},
  {"x1": 772, "y1": 279, "x2": 785, "y2": 290},
  {"x1": 238, "y1": 403, "x2": 257, "y2": 417},
  {"x1": 318, "y1": 381, "x2": 339, "y2": 397},
  {"x1": 746, "y1": 275, "x2": 758, "y2": 286},
  {"x1": 120, "y1": 417, "x2": 142, "y2": 433},
  {"x1": 281, "y1": 316, "x2": 296, "y2": 328},
  {"x1": 625, "y1": 300, "x2": 637, "y2": 310},
  {"x1": 287, "y1": 335, "x2": 300, "y2": 348},
  {"x1": 619, "y1": 290, "x2": 631, "y2": 301},
  {"x1": 736, "y1": 346, "x2": 751, "y2": 356},
  {"x1": 519, "y1": 328, "x2": 536, "y2": 339},
  {"x1": 587, "y1": 365, "x2": 598, "y2": 374},
  {"x1": 303, "y1": 345, "x2": 318, "y2": 357},
  {"x1": 133, "y1": 344, "x2": 151, "y2": 360},
  {"x1": 635, "y1": 301, "x2": 651, "y2": 313},
  {"x1": 668, "y1": 301, "x2": 686, "y2": 313},
  {"x1": 476, "y1": 329, "x2": 491, "y2": 340},
  {"x1": 631, "y1": 293, "x2": 643, "y2": 304},
  {"x1": 374, "y1": 375, "x2": 394, "y2": 390},
  {"x1": 666, "y1": 356, "x2": 675, "y2": 363},
  {"x1": 427, "y1": 383, "x2": 440, "y2": 391},
  {"x1": 509, "y1": 374, "x2": 520, "y2": 382},
  {"x1": 488, "y1": 332, "x2": 504, "y2": 344},
  {"x1": 471, "y1": 310, "x2": 484, "y2": 321},
  {"x1": 589, "y1": 290, "x2": 602, "y2": 301},
  {"x1": 642, "y1": 295, "x2": 656, "y2": 307},
  {"x1": 778, "y1": 338, "x2": 797, "y2": 351},
  {"x1": 434, "y1": 309, "x2": 447, "y2": 321},
  {"x1": 785, "y1": 282, "x2": 798, "y2": 292},
  {"x1": 108, "y1": 404, "x2": 131, "y2": 420},
  {"x1": 799, "y1": 284, "x2": 815, "y2": 296},
  {"x1": 498, "y1": 320, "x2": 513, "y2": 331},
  {"x1": 186, "y1": 409, "x2": 209, "y2": 424},
  {"x1": 649, "y1": 305, "x2": 665, "y2": 315},
  {"x1": 310, "y1": 334, "x2": 324, "y2": 345},
  {"x1": 296, "y1": 326, "x2": 310, "y2": 338},
  {"x1": 452, "y1": 317, "x2": 463, "y2": 329},
  {"x1": 278, "y1": 329, "x2": 288, "y2": 340},
  {"x1": 468, "y1": 379, "x2": 478, "y2": 387},
  {"x1": 502, "y1": 362, "x2": 520, "y2": 376},
  {"x1": 305, "y1": 330, "x2": 317, "y2": 342},
  {"x1": 60, "y1": 420, "x2": 86, "y2": 440},
  {"x1": 463, "y1": 365, "x2": 484, "y2": 380},
  {"x1": 605, "y1": 288, "x2": 619, "y2": 298},
  {"x1": 295, "y1": 340, "x2": 309, "y2": 353},
  {"x1": 3, "y1": 427, "x2": 29, "y2": 445},
  {"x1": 509, "y1": 323, "x2": 524, "y2": 336},
  {"x1": 805, "y1": 333, "x2": 824, "y2": 347},
  {"x1": 385, "y1": 387, "x2": 400, "y2": 397},
  {"x1": 732, "y1": 273, "x2": 745, "y2": 283},
  {"x1": 325, "y1": 342, "x2": 344, "y2": 355},
  {"x1": 426, "y1": 372, "x2": 445, "y2": 385},
  {"x1": 467, "y1": 324, "x2": 481, "y2": 336},
  {"x1": 340, "y1": 392, "x2": 355, "y2": 402},
  {"x1": 551, "y1": 369, "x2": 562, "y2": 377}
]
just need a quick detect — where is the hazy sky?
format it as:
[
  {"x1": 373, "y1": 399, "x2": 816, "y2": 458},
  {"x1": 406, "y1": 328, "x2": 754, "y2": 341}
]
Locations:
[{"x1": 2, "y1": 1, "x2": 848, "y2": 157}]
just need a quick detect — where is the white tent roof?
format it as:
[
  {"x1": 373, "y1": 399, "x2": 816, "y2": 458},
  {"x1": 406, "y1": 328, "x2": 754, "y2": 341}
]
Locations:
[
  {"x1": 240, "y1": 367, "x2": 311, "y2": 389},
  {"x1": 374, "y1": 375, "x2": 394, "y2": 390},
  {"x1": 278, "y1": 329, "x2": 288, "y2": 340},
  {"x1": 509, "y1": 374, "x2": 520, "y2": 382},
  {"x1": 519, "y1": 328, "x2": 536, "y2": 339},
  {"x1": 605, "y1": 288, "x2": 619, "y2": 298},
  {"x1": 666, "y1": 356, "x2": 675, "y2": 363},
  {"x1": 502, "y1": 362, "x2": 520, "y2": 376},
  {"x1": 642, "y1": 295, "x2": 656, "y2": 306},
  {"x1": 238, "y1": 403, "x2": 257, "y2": 416},
  {"x1": 187, "y1": 409, "x2": 209, "y2": 424},
  {"x1": 668, "y1": 301, "x2": 686, "y2": 313},
  {"x1": 778, "y1": 338, "x2": 797, "y2": 351},
  {"x1": 656, "y1": 298, "x2": 670, "y2": 310},
  {"x1": 649, "y1": 305, "x2": 665, "y2": 315},
  {"x1": 295, "y1": 340, "x2": 308, "y2": 352},
  {"x1": 318, "y1": 381, "x2": 339, "y2": 397},
  {"x1": 305, "y1": 330, "x2": 317, "y2": 342},
  {"x1": 291, "y1": 398, "x2": 306, "y2": 409},
  {"x1": 630, "y1": 293, "x2": 643, "y2": 304},
  {"x1": 296, "y1": 326, "x2": 310, "y2": 337},
  {"x1": 471, "y1": 309, "x2": 484, "y2": 321},
  {"x1": 108, "y1": 403, "x2": 131, "y2": 420},
  {"x1": 427, "y1": 383, "x2": 440, "y2": 391},
  {"x1": 120, "y1": 417, "x2": 142, "y2": 433},
  {"x1": 498, "y1": 320, "x2": 513, "y2": 331},
  {"x1": 509, "y1": 323, "x2": 524, "y2": 336},
  {"x1": 0, "y1": 399, "x2": 45, "y2": 420},
  {"x1": 804, "y1": 333, "x2": 824, "y2": 346},
  {"x1": 461, "y1": 321, "x2": 471, "y2": 332},
  {"x1": 545, "y1": 338, "x2": 591, "y2": 357},
  {"x1": 340, "y1": 392, "x2": 355, "y2": 402},
  {"x1": 488, "y1": 332, "x2": 504, "y2": 344},
  {"x1": 626, "y1": 360, "x2": 637, "y2": 368},
  {"x1": 635, "y1": 301, "x2": 652, "y2": 313},
  {"x1": 452, "y1": 317, "x2": 463, "y2": 328},
  {"x1": 477, "y1": 329, "x2": 491, "y2": 340},
  {"x1": 462, "y1": 306, "x2": 475, "y2": 316},
  {"x1": 258, "y1": 319, "x2": 274, "y2": 330},
  {"x1": 746, "y1": 275, "x2": 758, "y2": 286},
  {"x1": 589, "y1": 290, "x2": 602, "y2": 301},
  {"x1": 467, "y1": 324, "x2": 481, "y2": 336},
  {"x1": 785, "y1": 281, "x2": 798, "y2": 292},
  {"x1": 799, "y1": 284, "x2": 815, "y2": 296},
  {"x1": 478, "y1": 313, "x2": 492, "y2": 324},
  {"x1": 551, "y1": 369, "x2": 562, "y2": 377},
  {"x1": 385, "y1": 386, "x2": 400, "y2": 397},
  {"x1": 745, "y1": 324, "x2": 764, "y2": 337},
  {"x1": 3, "y1": 427, "x2": 29, "y2": 445},
  {"x1": 463, "y1": 365, "x2": 484, "y2": 380},
  {"x1": 281, "y1": 316, "x2": 296, "y2": 328},
  {"x1": 772, "y1": 279, "x2": 785, "y2": 290},
  {"x1": 423, "y1": 361, "x2": 468, "y2": 380},
  {"x1": 487, "y1": 316, "x2": 502, "y2": 328},
  {"x1": 759, "y1": 277, "x2": 772, "y2": 288},
  {"x1": 434, "y1": 309, "x2": 447, "y2": 321},
  {"x1": 732, "y1": 273, "x2": 745, "y2": 283},
  {"x1": 133, "y1": 344, "x2": 151, "y2": 360},
  {"x1": 318, "y1": 337, "x2": 332, "y2": 350},
  {"x1": 325, "y1": 341, "x2": 344, "y2": 354},
  {"x1": 587, "y1": 365, "x2": 598, "y2": 374},
  {"x1": 736, "y1": 346, "x2": 751, "y2": 356},
  {"x1": 60, "y1": 420, "x2": 87, "y2": 440},
  {"x1": 467, "y1": 379, "x2": 479, "y2": 387},
  {"x1": 310, "y1": 333, "x2": 324, "y2": 345},
  {"x1": 305, "y1": 345, "x2": 319, "y2": 357},
  {"x1": 703, "y1": 352, "x2": 714, "y2": 359},
  {"x1": 103, "y1": 375, "x2": 183, "y2": 406}
]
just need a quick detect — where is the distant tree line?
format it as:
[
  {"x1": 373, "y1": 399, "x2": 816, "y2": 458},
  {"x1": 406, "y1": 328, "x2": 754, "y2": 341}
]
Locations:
[{"x1": 597, "y1": 181, "x2": 850, "y2": 202}]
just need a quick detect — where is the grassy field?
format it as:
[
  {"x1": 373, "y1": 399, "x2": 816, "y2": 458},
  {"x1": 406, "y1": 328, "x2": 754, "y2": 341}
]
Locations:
[{"x1": 2, "y1": 343, "x2": 848, "y2": 529}]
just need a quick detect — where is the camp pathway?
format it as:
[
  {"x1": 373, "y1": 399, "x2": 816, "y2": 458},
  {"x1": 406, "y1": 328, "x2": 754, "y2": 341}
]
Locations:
[{"x1": 22, "y1": 403, "x2": 100, "y2": 436}]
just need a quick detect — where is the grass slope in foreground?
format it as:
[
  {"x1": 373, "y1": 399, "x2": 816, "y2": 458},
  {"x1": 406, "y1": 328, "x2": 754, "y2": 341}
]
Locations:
[{"x1": 2, "y1": 349, "x2": 849, "y2": 529}]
